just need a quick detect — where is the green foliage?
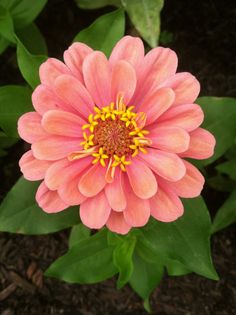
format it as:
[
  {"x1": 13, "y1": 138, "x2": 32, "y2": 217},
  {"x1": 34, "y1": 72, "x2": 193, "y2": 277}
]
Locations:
[
  {"x1": 0, "y1": 131, "x2": 18, "y2": 157},
  {"x1": 0, "y1": 4, "x2": 15, "y2": 42},
  {"x1": 69, "y1": 223, "x2": 90, "y2": 248},
  {"x1": 216, "y1": 159, "x2": 236, "y2": 181},
  {"x1": 74, "y1": 9, "x2": 125, "y2": 57},
  {"x1": 0, "y1": 177, "x2": 80, "y2": 234},
  {"x1": 75, "y1": 0, "x2": 121, "y2": 9},
  {"x1": 0, "y1": 85, "x2": 32, "y2": 137}
]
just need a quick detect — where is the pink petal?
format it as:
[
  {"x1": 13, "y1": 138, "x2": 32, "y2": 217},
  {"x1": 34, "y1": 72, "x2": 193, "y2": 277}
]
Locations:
[
  {"x1": 83, "y1": 51, "x2": 111, "y2": 107},
  {"x1": 161, "y1": 72, "x2": 200, "y2": 106},
  {"x1": 18, "y1": 112, "x2": 47, "y2": 143},
  {"x1": 19, "y1": 150, "x2": 51, "y2": 180},
  {"x1": 150, "y1": 185, "x2": 184, "y2": 222},
  {"x1": 149, "y1": 126, "x2": 190, "y2": 153},
  {"x1": 157, "y1": 103, "x2": 204, "y2": 132},
  {"x1": 79, "y1": 163, "x2": 107, "y2": 197},
  {"x1": 54, "y1": 74, "x2": 94, "y2": 118},
  {"x1": 123, "y1": 179, "x2": 150, "y2": 227},
  {"x1": 138, "y1": 87, "x2": 175, "y2": 125},
  {"x1": 58, "y1": 175, "x2": 87, "y2": 205},
  {"x1": 106, "y1": 211, "x2": 131, "y2": 235},
  {"x1": 138, "y1": 149, "x2": 186, "y2": 182},
  {"x1": 32, "y1": 136, "x2": 82, "y2": 161},
  {"x1": 132, "y1": 47, "x2": 177, "y2": 104},
  {"x1": 36, "y1": 181, "x2": 69, "y2": 213},
  {"x1": 167, "y1": 160, "x2": 205, "y2": 198},
  {"x1": 105, "y1": 169, "x2": 126, "y2": 212},
  {"x1": 127, "y1": 159, "x2": 157, "y2": 199},
  {"x1": 80, "y1": 191, "x2": 111, "y2": 229},
  {"x1": 109, "y1": 36, "x2": 144, "y2": 70},
  {"x1": 63, "y1": 42, "x2": 93, "y2": 82},
  {"x1": 42, "y1": 109, "x2": 85, "y2": 138},
  {"x1": 111, "y1": 60, "x2": 136, "y2": 105},
  {"x1": 39, "y1": 58, "x2": 71, "y2": 86},
  {"x1": 180, "y1": 128, "x2": 216, "y2": 159}
]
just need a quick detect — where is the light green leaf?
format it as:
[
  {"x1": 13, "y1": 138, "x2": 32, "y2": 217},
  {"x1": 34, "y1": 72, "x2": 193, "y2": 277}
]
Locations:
[
  {"x1": 0, "y1": 177, "x2": 80, "y2": 234},
  {"x1": 166, "y1": 259, "x2": 191, "y2": 276},
  {"x1": 0, "y1": 85, "x2": 32, "y2": 137},
  {"x1": 141, "y1": 197, "x2": 219, "y2": 280},
  {"x1": 73, "y1": 9, "x2": 125, "y2": 57},
  {"x1": 69, "y1": 223, "x2": 90, "y2": 248},
  {"x1": 216, "y1": 159, "x2": 236, "y2": 181},
  {"x1": 0, "y1": 4, "x2": 15, "y2": 42},
  {"x1": 75, "y1": 0, "x2": 121, "y2": 9},
  {"x1": 121, "y1": 0, "x2": 164, "y2": 47},
  {"x1": 197, "y1": 97, "x2": 236, "y2": 165},
  {"x1": 16, "y1": 22, "x2": 47, "y2": 55},
  {"x1": 45, "y1": 229, "x2": 117, "y2": 283},
  {"x1": 211, "y1": 188, "x2": 236, "y2": 233},
  {"x1": 113, "y1": 236, "x2": 136, "y2": 288},
  {"x1": 16, "y1": 38, "x2": 47, "y2": 88}
]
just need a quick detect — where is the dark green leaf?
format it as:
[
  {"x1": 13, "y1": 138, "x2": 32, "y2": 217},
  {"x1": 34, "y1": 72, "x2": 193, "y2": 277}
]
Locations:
[
  {"x1": 212, "y1": 188, "x2": 236, "y2": 233},
  {"x1": 121, "y1": 0, "x2": 164, "y2": 47},
  {"x1": 197, "y1": 97, "x2": 236, "y2": 165},
  {"x1": 0, "y1": 4, "x2": 15, "y2": 42},
  {"x1": 166, "y1": 258, "x2": 191, "y2": 276},
  {"x1": 73, "y1": 9, "x2": 125, "y2": 57},
  {"x1": 0, "y1": 35, "x2": 9, "y2": 54},
  {"x1": 216, "y1": 159, "x2": 236, "y2": 181},
  {"x1": 69, "y1": 223, "x2": 90, "y2": 248},
  {"x1": 0, "y1": 85, "x2": 32, "y2": 137},
  {"x1": 45, "y1": 229, "x2": 117, "y2": 283},
  {"x1": 0, "y1": 131, "x2": 18, "y2": 149},
  {"x1": 75, "y1": 0, "x2": 121, "y2": 9},
  {"x1": 0, "y1": 177, "x2": 80, "y2": 234},
  {"x1": 207, "y1": 175, "x2": 235, "y2": 192}
]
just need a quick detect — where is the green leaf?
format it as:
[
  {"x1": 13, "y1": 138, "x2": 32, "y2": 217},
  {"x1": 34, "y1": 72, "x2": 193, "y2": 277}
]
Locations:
[
  {"x1": 0, "y1": 0, "x2": 47, "y2": 29},
  {"x1": 0, "y1": 35, "x2": 9, "y2": 54},
  {"x1": 216, "y1": 159, "x2": 236, "y2": 181},
  {"x1": 207, "y1": 174, "x2": 235, "y2": 192},
  {"x1": 75, "y1": 0, "x2": 121, "y2": 9},
  {"x1": 16, "y1": 22, "x2": 47, "y2": 55},
  {"x1": 0, "y1": 4, "x2": 15, "y2": 42},
  {"x1": 0, "y1": 85, "x2": 32, "y2": 137},
  {"x1": 129, "y1": 252, "x2": 163, "y2": 302},
  {"x1": 211, "y1": 188, "x2": 236, "y2": 233},
  {"x1": 73, "y1": 9, "x2": 125, "y2": 57},
  {"x1": 0, "y1": 131, "x2": 18, "y2": 149},
  {"x1": 121, "y1": 0, "x2": 164, "y2": 47},
  {"x1": 16, "y1": 38, "x2": 47, "y2": 88},
  {"x1": 69, "y1": 223, "x2": 90, "y2": 248},
  {"x1": 0, "y1": 177, "x2": 80, "y2": 234},
  {"x1": 141, "y1": 197, "x2": 219, "y2": 280},
  {"x1": 113, "y1": 236, "x2": 136, "y2": 288},
  {"x1": 197, "y1": 97, "x2": 236, "y2": 165},
  {"x1": 45, "y1": 229, "x2": 117, "y2": 283},
  {"x1": 166, "y1": 259, "x2": 191, "y2": 276}
]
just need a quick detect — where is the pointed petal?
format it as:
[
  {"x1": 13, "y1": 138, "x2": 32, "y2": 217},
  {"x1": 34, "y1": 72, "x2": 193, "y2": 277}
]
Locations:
[
  {"x1": 42, "y1": 109, "x2": 85, "y2": 138},
  {"x1": 105, "y1": 169, "x2": 126, "y2": 212},
  {"x1": 36, "y1": 181, "x2": 69, "y2": 213},
  {"x1": 138, "y1": 149, "x2": 186, "y2": 182},
  {"x1": 63, "y1": 42, "x2": 93, "y2": 82},
  {"x1": 157, "y1": 103, "x2": 204, "y2": 132},
  {"x1": 111, "y1": 60, "x2": 136, "y2": 105},
  {"x1": 150, "y1": 185, "x2": 184, "y2": 222},
  {"x1": 127, "y1": 159, "x2": 157, "y2": 199},
  {"x1": 106, "y1": 211, "x2": 131, "y2": 235},
  {"x1": 79, "y1": 163, "x2": 107, "y2": 197},
  {"x1": 80, "y1": 191, "x2": 111, "y2": 229},
  {"x1": 180, "y1": 128, "x2": 216, "y2": 159},
  {"x1": 149, "y1": 126, "x2": 190, "y2": 153},
  {"x1": 19, "y1": 150, "x2": 51, "y2": 180},
  {"x1": 109, "y1": 36, "x2": 144, "y2": 70},
  {"x1": 18, "y1": 112, "x2": 47, "y2": 143},
  {"x1": 83, "y1": 51, "x2": 111, "y2": 107},
  {"x1": 39, "y1": 58, "x2": 71, "y2": 86}
]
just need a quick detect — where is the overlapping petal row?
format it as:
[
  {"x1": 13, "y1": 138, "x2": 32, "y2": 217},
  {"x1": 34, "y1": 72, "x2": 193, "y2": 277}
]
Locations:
[{"x1": 18, "y1": 36, "x2": 215, "y2": 234}]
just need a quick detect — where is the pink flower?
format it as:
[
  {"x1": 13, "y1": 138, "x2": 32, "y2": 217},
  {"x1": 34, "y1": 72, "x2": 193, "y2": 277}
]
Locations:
[{"x1": 18, "y1": 36, "x2": 215, "y2": 235}]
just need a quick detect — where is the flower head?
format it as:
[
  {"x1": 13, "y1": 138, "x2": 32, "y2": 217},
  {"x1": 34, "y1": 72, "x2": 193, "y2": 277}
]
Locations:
[{"x1": 18, "y1": 36, "x2": 215, "y2": 234}]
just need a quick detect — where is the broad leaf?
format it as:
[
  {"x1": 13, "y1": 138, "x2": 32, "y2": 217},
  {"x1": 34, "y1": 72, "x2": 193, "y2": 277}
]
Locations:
[
  {"x1": 211, "y1": 188, "x2": 236, "y2": 233},
  {"x1": 140, "y1": 197, "x2": 218, "y2": 280},
  {"x1": 121, "y1": 0, "x2": 164, "y2": 47},
  {"x1": 216, "y1": 159, "x2": 236, "y2": 181},
  {"x1": 69, "y1": 223, "x2": 90, "y2": 248},
  {"x1": 0, "y1": 35, "x2": 9, "y2": 54},
  {"x1": 0, "y1": 177, "x2": 80, "y2": 234},
  {"x1": 0, "y1": 85, "x2": 32, "y2": 137},
  {"x1": 75, "y1": 0, "x2": 121, "y2": 9},
  {"x1": 0, "y1": 4, "x2": 15, "y2": 42},
  {"x1": 197, "y1": 97, "x2": 236, "y2": 165},
  {"x1": 16, "y1": 38, "x2": 47, "y2": 88},
  {"x1": 73, "y1": 9, "x2": 125, "y2": 57},
  {"x1": 45, "y1": 229, "x2": 117, "y2": 283},
  {"x1": 166, "y1": 259, "x2": 191, "y2": 276}
]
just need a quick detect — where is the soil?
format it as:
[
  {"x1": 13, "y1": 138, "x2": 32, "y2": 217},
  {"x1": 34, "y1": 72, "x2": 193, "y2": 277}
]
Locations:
[{"x1": 0, "y1": 0, "x2": 236, "y2": 314}]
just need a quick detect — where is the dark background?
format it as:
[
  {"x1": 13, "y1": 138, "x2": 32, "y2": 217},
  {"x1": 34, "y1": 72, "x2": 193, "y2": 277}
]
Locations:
[{"x1": 0, "y1": 0, "x2": 236, "y2": 314}]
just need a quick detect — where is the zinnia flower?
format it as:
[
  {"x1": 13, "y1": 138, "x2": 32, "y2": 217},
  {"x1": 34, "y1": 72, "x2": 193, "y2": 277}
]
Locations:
[{"x1": 18, "y1": 36, "x2": 215, "y2": 234}]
